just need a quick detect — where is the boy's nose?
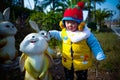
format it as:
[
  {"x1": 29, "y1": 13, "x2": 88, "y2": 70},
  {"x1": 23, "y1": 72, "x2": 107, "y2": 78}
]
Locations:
[{"x1": 68, "y1": 23, "x2": 72, "y2": 26}]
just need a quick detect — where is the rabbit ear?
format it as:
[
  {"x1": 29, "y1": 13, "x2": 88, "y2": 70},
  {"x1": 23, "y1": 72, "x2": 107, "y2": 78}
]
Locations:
[
  {"x1": 3, "y1": 7, "x2": 10, "y2": 21},
  {"x1": 29, "y1": 20, "x2": 40, "y2": 32}
]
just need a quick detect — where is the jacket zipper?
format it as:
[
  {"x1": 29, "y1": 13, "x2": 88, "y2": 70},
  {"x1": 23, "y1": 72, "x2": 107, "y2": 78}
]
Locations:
[{"x1": 71, "y1": 42, "x2": 74, "y2": 70}]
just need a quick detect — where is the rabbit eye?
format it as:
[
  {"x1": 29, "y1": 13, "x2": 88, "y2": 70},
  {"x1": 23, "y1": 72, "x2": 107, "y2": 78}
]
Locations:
[
  {"x1": 50, "y1": 35, "x2": 52, "y2": 38},
  {"x1": 41, "y1": 33, "x2": 45, "y2": 35},
  {"x1": 12, "y1": 26, "x2": 14, "y2": 28},
  {"x1": 32, "y1": 36, "x2": 35, "y2": 38},
  {"x1": 6, "y1": 25, "x2": 10, "y2": 28}
]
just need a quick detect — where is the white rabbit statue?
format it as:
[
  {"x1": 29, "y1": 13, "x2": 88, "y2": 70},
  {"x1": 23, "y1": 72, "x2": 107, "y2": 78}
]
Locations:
[
  {"x1": 0, "y1": 7, "x2": 18, "y2": 64},
  {"x1": 19, "y1": 32, "x2": 53, "y2": 80},
  {"x1": 29, "y1": 20, "x2": 57, "y2": 58}
]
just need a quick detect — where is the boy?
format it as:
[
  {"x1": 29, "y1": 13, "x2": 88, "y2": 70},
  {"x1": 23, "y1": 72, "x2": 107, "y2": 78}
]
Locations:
[{"x1": 49, "y1": 2, "x2": 106, "y2": 80}]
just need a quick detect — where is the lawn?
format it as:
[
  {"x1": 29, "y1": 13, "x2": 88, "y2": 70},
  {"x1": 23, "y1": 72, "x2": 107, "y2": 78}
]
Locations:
[{"x1": 89, "y1": 32, "x2": 120, "y2": 80}]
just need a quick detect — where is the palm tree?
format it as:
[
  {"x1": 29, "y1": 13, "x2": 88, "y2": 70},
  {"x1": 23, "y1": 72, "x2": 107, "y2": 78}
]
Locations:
[
  {"x1": 40, "y1": 0, "x2": 64, "y2": 12},
  {"x1": 53, "y1": 0, "x2": 70, "y2": 13},
  {"x1": 55, "y1": 0, "x2": 81, "y2": 13},
  {"x1": 95, "y1": 9, "x2": 112, "y2": 28},
  {"x1": 40, "y1": 0, "x2": 90, "y2": 13},
  {"x1": 70, "y1": 0, "x2": 83, "y2": 5},
  {"x1": 91, "y1": 0, "x2": 106, "y2": 22},
  {"x1": 116, "y1": 1, "x2": 120, "y2": 26}
]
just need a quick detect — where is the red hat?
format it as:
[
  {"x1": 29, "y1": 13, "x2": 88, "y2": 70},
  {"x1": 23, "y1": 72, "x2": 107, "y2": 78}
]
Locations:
[{"x1": 62, "y1": 2, "x2": 84, "y2": 24}]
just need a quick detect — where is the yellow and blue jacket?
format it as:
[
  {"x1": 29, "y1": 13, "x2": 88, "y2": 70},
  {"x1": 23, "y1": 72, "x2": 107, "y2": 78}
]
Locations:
[
  {"x1": 61, "y1": 28, "x2": 92, "y2": 71},
  {"x1": 49, "y1": 28, "x2": 106, "y2": 71}
]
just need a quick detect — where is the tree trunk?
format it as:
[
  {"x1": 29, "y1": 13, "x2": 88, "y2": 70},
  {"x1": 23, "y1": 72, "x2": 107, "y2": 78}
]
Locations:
[
  {"x1": 93, "y1": 0, "x2": 96, "y2": 22},
  {"x1": 88, "y1": 0, "x2": 92, "y2": 23}
]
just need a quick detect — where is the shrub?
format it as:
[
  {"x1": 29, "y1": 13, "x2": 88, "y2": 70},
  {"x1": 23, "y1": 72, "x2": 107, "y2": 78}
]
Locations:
[
  {"x1": 28, "y1": 11, "x2": 62, "y2": 31},
  {"x1": 87, "y1": 22, "x2": 97, "y2": 31}
]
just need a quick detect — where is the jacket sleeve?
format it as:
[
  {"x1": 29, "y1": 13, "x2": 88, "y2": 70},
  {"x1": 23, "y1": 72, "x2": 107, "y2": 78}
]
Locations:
[
  {"x1": 87, "y1": 33, "x2": 106, "y2": 61},
  {"x1": 49, "y1": 30, "x2": 62, "y2": 41}
]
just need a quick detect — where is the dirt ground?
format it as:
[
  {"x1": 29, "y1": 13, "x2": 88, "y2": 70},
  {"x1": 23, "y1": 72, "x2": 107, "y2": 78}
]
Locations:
[{"x1": 0, "y1": 58, "x2": 118, "y2": 80}]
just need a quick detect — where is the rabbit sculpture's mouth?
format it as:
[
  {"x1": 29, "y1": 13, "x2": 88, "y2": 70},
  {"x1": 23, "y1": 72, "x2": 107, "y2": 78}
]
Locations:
[
  {"x1": 44, "y1": 36, "x2": 48, "y2": 38},
  {"x1": 30, "y1": 40, "x2": 37, "y2": 43},
  {"x1": 30, "y1": 35, "x2": 39, "y2": 43},
  {"x1": 30, "y1": 39, "x2": 38, "y2": 43}
]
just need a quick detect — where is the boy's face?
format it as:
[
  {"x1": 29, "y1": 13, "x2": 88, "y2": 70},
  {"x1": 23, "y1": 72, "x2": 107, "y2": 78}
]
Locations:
[{"x1": 65, "y1": 20, "x2": 78, "y2": 32}]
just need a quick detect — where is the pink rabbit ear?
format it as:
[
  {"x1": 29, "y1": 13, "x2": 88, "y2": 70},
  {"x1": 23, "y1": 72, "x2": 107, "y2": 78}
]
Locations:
[{"x1": 77, "y1": 2, "x2": 84, "y2": 9}]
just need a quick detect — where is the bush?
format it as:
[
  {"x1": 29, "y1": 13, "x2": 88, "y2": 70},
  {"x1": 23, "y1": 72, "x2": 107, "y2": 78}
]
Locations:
[
  {"x1": 87, "y1": 22, "x2": 97, "y2": 31},
  {"x1": 28, "y1": 11, "x2": 62, "y2": 31}
]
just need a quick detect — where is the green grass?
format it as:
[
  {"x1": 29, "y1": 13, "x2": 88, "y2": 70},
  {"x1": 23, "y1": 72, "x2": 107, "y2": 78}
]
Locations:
[
  {"x1": 94, "y1": 32, "x2": 120, "y2": 79},
  {"x1": 95, "y1": 32, "x2": 120, "y2": 52}
]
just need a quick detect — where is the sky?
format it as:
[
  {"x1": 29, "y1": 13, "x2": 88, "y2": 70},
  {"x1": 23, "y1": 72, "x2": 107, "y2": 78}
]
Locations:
[
  {"x1": 24, "y1": 0, "x2": 34, "y2": 10},
  {"x1": 24, "y1": 0, "x2": 119, "y2": 19},
  {"x1": 96, "y1": 0, "x2": 119, "y2": 19}
]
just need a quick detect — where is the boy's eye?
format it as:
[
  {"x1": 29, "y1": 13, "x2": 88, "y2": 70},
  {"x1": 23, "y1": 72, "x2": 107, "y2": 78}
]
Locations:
[{"x1": 66, "y1": 21, "x2": 77, "y2": 24}]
